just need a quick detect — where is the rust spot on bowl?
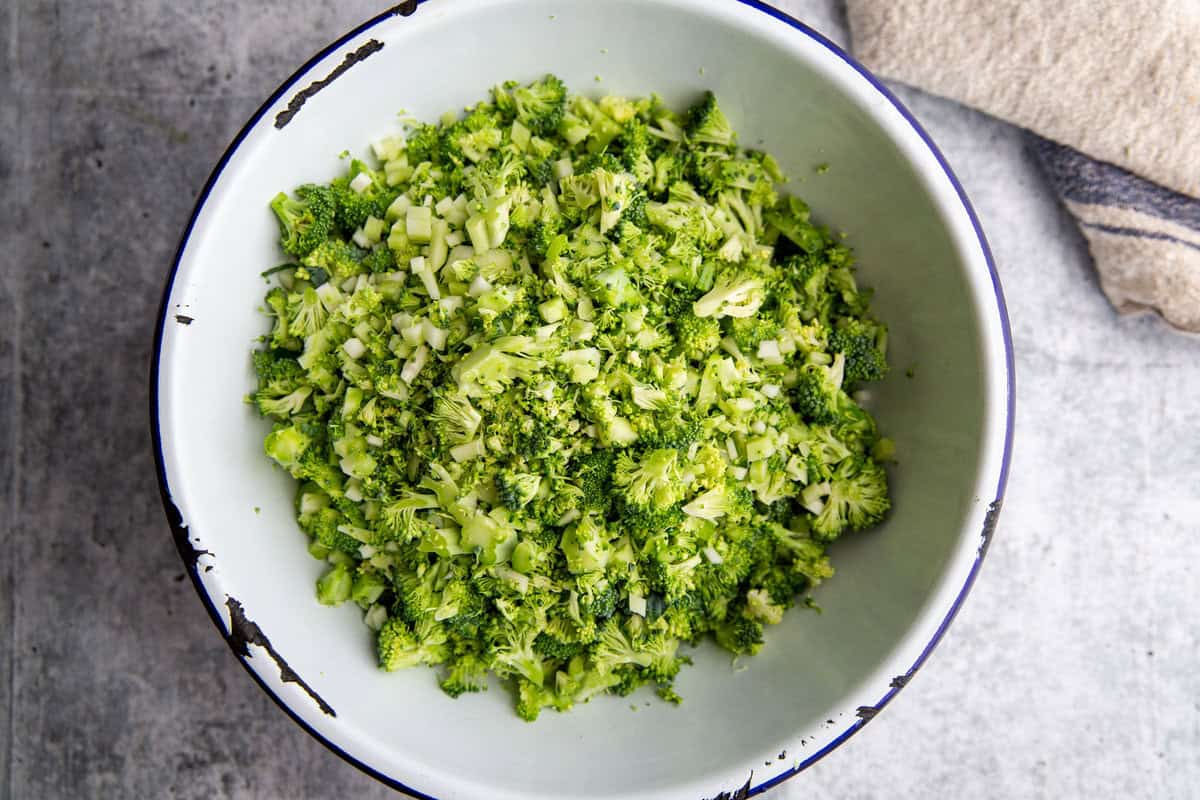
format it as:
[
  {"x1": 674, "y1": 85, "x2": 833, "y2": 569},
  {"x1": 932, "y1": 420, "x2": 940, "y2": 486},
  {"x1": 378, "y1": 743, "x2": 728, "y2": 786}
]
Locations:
[{"x1": 275, "y1": 40, "x2": 385, "y2": 129}]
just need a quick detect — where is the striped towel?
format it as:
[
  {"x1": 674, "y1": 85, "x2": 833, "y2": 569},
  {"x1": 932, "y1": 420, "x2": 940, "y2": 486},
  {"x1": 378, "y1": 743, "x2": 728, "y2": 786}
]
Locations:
[{"x1": 842, "y1": 0, "x2": 1200, "y2": 332}]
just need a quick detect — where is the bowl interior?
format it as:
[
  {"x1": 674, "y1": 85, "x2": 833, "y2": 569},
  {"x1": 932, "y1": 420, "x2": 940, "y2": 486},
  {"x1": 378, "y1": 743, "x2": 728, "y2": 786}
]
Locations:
[{"x1": 155, "y1": 1, "x2": 1009, "y2": 798}]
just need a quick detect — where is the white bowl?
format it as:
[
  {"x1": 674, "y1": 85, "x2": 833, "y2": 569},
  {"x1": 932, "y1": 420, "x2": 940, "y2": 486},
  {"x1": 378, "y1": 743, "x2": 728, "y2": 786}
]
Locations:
[{"x1": 152, "y1": 1, "x2": 1014, "y2": 797}]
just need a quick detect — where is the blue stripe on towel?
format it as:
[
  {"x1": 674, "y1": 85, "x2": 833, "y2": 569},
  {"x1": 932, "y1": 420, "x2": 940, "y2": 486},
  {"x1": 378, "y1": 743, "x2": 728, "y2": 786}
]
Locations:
[
  {"x1": 1079, "y1": 221, "x2": 1200, "y2": 253},
  {"x1": 1031, "y1": 136, "x2": 1200, "y2": 234}
]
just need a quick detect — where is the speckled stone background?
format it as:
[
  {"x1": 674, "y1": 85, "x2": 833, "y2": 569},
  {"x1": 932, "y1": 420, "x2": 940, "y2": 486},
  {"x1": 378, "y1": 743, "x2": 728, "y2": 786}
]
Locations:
[{"x1": 2, "y1": 1, "x2": 1198, "y2": 798}]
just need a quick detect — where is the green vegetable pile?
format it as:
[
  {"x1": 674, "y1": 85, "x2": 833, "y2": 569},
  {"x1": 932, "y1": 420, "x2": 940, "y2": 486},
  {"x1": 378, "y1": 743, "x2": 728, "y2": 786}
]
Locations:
[{"x1": 252, "y1": 76, "x2": 893, "y2": 720}]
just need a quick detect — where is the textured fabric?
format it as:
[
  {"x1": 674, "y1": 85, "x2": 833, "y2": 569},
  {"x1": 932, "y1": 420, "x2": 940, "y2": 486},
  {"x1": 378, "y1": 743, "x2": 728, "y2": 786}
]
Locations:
[{"x1": 845, "y1": 0, "x2": 1200, "y2": 332}]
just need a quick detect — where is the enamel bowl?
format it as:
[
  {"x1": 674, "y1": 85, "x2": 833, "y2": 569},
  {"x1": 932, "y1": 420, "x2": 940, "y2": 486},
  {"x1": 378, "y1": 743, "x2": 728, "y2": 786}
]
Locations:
[{"x1": 151, "y1": 1, "x2": 1014, "y2": 797}]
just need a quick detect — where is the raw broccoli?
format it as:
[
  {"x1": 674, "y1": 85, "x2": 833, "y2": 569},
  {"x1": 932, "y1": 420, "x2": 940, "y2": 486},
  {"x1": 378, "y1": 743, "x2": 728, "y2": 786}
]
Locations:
[
  {"x1": 766, "y1": 196, "x2": 825, "y2": 254},
  {"x1": 270, "y1": 184, "x2": 335, "y2": 258},
  {"x1": 809, "y1": 456, "x2": 891, "y2": 540},
  {"x1": 829, "y1": 317, "x2": 888, "y2": 384},
  {"x1": 573, "y1": 449, "x2": 616, "y2": 512},
  {"x1": 728, "y1": 315, "x2": 780, "y2": 352},
  {"x1": 512, "y1": 74, "x2": 568, "y2": 137},
  {"x1": 715, "y1": 613, "x2": 764, "y2": 656},
  {"x1": 685, "y1": 91, "x2": 736, "y2": 147},
  {"x1": 496, "y1": 470, "x2": 541, "y2": 510},
  {"x1": 614, "y1": 449, "x2": 687, "y2": 510},
  {"x1": 316, "y1": 563, "x2": 353, "y2": 606},
  {"x1": 793, "y1": 361, "x2": 843, "y2": 424},
  {"x1": 674, "y1": 309, "x2": 722, "y2": 361},
  {"x1": 378, "y1": 617, "x2": 450, "y2": 671},
  {"x1": 250, "y1": 75, "x2": 893, "y2": 723},
  {"x1": 330, "y1": 160, "x2": 395, "y2": 233},
  {"x1": 440, "y1": 653, "x2": 490, "y2": 697},
  {"x1": 404, "y1": 123, "x2": 442, "y2": 163},
  {"x1": 534, "y1": 632, "x2": 584, "y2": 661}
]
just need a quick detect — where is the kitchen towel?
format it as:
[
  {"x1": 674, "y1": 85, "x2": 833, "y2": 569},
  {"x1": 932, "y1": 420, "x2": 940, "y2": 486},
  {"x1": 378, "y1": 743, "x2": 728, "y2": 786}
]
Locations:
[{"x1": 842, "y1": 0, "x2": 1200, "y2": 332}]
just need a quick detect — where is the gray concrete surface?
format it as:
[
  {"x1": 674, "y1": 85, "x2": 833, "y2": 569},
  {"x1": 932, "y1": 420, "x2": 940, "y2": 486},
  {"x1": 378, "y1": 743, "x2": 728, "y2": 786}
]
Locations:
[{"x1": 2, "y1": 1, "x2": 1198, "y2": 798}]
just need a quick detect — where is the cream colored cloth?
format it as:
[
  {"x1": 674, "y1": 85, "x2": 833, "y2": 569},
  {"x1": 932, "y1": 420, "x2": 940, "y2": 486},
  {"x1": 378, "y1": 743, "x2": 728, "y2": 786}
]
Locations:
[{"x1": 843, "y1": 0, "x2": 1200, "y2": 332}]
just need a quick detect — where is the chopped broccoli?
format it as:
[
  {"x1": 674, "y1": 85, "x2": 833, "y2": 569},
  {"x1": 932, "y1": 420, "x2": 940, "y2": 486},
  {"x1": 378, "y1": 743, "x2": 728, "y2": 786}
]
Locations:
[
  {"x1": 793, "y1": 361, "x2": 843, "y2": 425},
  {"x1": 829, "y1": 317, "x2": 888, "y2": 384},
  {"x1": 614, "y1": 449, "x2": 687, "y2": 510},
  {"x1": 715, "y1": 613, "x2": 764, "y2": 656},
  {"x1": 674, "y1": 310, "x2": 722, "y2": 360},
  {"x1": 250, "y1": 75, "x2": 893, "y2": 723},
  {"x1": 378, "y1": 617, "x2": 449, "y2": 671},
  {"x1": 440, "y1": 653, "x2": 490, "y2": 697},
  {"x1": 270, "y1": 184, "x2": 335, "y2": 258},
  {"x1": 330, "y1": 160, "x2": 394, "y2": 234},
  {"x1": 512, "y1": 75, "x2": 568, "y2": 137},
  {"x1": 685, "y1": 91, "x2": 736, "y2": 147},
  {"x1": 809, "y1": 456, "x2": 891, "y2": 540},
  {"x1": 573, "y1": 449, "x2": 616, "y2": 512}
]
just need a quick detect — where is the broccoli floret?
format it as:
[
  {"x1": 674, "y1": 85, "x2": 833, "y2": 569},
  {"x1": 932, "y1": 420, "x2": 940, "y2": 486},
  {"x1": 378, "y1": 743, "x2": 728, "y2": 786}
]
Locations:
[
  {"x1": 728, "y1": 315, "x2": 781, "y2": 352},
  {"x1": 715, "y1": 613, "x2": 763, "y2": 656},
  {"x1": 681, "y1": 479, "x2": 754, "y2": 523},
  {"x1": 263, "y1": 287, "x2": 300, "y2": 351},
  {"x1": 526, "y1": 217, "x2": 562, "y2": 260},
  {"x1": 693, "y1": 276, "x2": 765, "y2": 319},
  {"x1": 360, "y1": 245, "x2": 396, "y2": 274},
  {"x1": 303, "y1": 237, "x2": 365, "y2": 281},
  {"x1": 581, "y1": 583, "x2": 619, "y2": 620},
  {"x1": 351, "y1": 568, "x2": 388, "y2": 608},
  {"x1": 296, "y1": 497, "x2": 361, "y2": 554},
  {"x1": 576, "y1": 152, "x2": 624, "y2": 175},
  {"x1": 512, "y1": 74, "x2": 568, "y2": 137},
  {"x1": 829, "y1": 317, "x2": 888, "y2": 384},
  {"x1": 643, "y1": 539, "x2": 703, "y2": 601},
  {"x1": 573, "y1": 449, "x2": 616, "y2": 512},
  {"x1": 255, "y1": 384, "x2": 311, "y2": 419},
  {"x1": 743, "y1": 587, "x2": 785, "y2": 625},
  {"x1": 613, "y1": 449, "x2": 687, "y2": 510},
  {"x1": 616, "y1": 498, "x2": 685, "y2": 539},
  {"x1": 253, "y1": 350, "x2": 309, "y2": 421},
  {"x1": 377, "y1": 616, "x2": 450, "y2": 671},
  {"x1": 496, "y1": 470, "x2": 541, "y2": 511},
  {"x1": 330, "y1": 160, "x2": 394, "y2": 233},
  {"x1": 525, "y1": 156, "x2": 556, "y2": 187},
  {"x1": 684, "y1": 91, "x2": 736, "y2": 147},
  {"x1": 672, "y1": 309, "x2": 715, "y2": 362},
  {"x1": 637, "y1": 416, "x2": 702, "y2": 452},
  {"x1": 534, "y1": 632, "x2": 584, "y2": 661},
  {"x1": 440, "y1": 653, "x2": 490, "y2": 697},
  {"x1": 809, "y1": 456, "x2": 891, "y2": 541},
  {"x1": 441, "y1": 105, "x2": 505, "y2": 165},
  {"x1": 560, "y1": 513, "x2": 612, "y2": 574},
  {"x1": 515, "y1": 677, "x2": 557, "y2": 722},
  {"x1": 264, "y1": 422, "x2": 311, "y2": 470},
  {"x1": 619, "y1": 189, "x2": 650, "y2": 229},
  {"x1": 792, "y1": 361, "x2": 844, "y2": 425},
  {"x1": 754, "y1": 558, "x2": 814, "y2": 607},
  {"x1": 270, "y1": 184, "x2": 335, "y2": 258},
  {"x1": 616, "y1": 121, "x2": 656, "y2": 182},
  {"x1": 285, "y1": 286, "x2": 329, "y2": 338},
  {"x1": 404, "y1": 123, "x2": 442, "y2": 164}
]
